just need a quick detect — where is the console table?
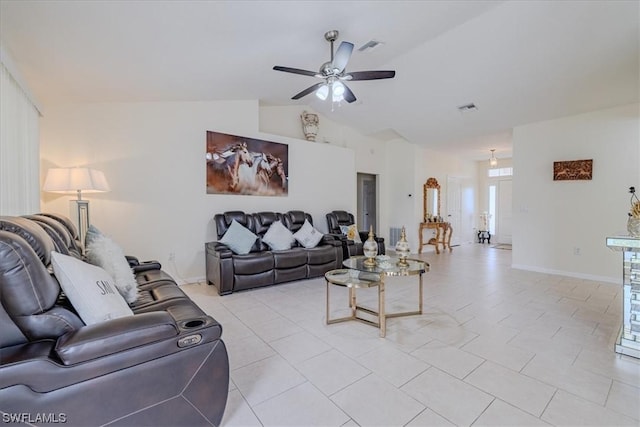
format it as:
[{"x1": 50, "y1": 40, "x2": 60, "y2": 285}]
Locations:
[
  {"x1": 418, "y1": 222, "x2": 452, "y2": 254},
  {"x1": 606, "y1": 235, "x2": 640, "y2": 358}
]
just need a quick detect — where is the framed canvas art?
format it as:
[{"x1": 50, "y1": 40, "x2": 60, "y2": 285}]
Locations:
[
  {"x1": 553, "y1": 159, "x2": 593, "y2": 181},
  {"x1": 206, "y1": 131, "x2": 288, "y2": 196}
]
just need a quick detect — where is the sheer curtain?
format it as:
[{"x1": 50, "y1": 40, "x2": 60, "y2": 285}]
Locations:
[{"x1": 0, "y1": 52, "x2": 41, "y2": 215}]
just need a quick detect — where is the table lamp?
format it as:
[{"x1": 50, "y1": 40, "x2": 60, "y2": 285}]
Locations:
[{"x1": 43, "y1": 167, "x2": 110, "y2": 245}]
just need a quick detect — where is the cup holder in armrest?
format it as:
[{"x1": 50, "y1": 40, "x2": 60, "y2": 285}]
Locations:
[{"x1": 180, "y1": 319, "x2": 206, "y2": 329}]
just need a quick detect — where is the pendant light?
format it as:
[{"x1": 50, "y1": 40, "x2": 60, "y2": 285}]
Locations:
[{"x1": 489, "y1": 149, "x2": 498, "y2": 167}]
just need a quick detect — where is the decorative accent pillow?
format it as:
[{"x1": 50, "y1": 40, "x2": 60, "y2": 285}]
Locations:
[
  {"x1": 340, "y1": 224, "x2": 362, "y2": 243},
  {"x1": 220, "y1": 219, "x2": 258, "y2": 255},
  {"x1": 294, "y1": 219, "x2": 323, "y2": 249},
  {"x1": 262, "y1": 220, "x2": 295, "y2": 251},
  {"x1": 51, "y1": 252, "x2": 134, "y2": 325},
  {"x1": 84, "y1": 225, "x2": 138, "y2": 304}
]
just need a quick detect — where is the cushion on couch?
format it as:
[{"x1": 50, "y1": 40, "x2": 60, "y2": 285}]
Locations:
[
  {"x1": 85, "y1": 225, "x2": 139, "y2": 304},
  {"x1": 293, "y1": 219, "x2": 323, "y2": 249},
  {"x1": 51, "y1": 252, "x2": 134, "y2": 325},
  {"x1": 262, "y1": 220, "x2": 295, "y2": 251},
  {"x1": 220, "y1": 220, "x2": 258, "y2": 255},
  {"x1": 340, "y1": 224, "x2": 362, "y2": 243}
]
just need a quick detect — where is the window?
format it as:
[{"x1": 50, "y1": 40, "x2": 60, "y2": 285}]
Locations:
[{"x1": 488, "y1": 167, "x2": 513, "y2": 177}]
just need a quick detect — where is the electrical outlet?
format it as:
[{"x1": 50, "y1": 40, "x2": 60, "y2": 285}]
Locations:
[
  {"x1": 573, "y1": 247, "x2": 581, "y2": 256},
  {"x1": 168, "y1": 252, "x2": 175, "y2": 261}
]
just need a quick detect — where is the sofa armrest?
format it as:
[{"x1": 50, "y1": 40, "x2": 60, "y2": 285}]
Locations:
[
  {"x1": 320, "y1": 234, "x2": 343, "y2": 247},
  {"x1": 207, "y1": 241, "x2": 234, "y2": 258},
  {"x1": 326, "y1": 233, "x2": 346, "y2": 243},
  {"x1": 126, "y1": 255, "x2": 162, "y2": 272},
  {"x1": 55, "y1": 312, "x2": 178, "y2": 366}
]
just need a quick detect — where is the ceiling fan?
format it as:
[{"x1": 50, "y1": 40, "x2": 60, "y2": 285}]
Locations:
[{"x1": 273, "y1": 30, "x2": 396, "y2": 104}]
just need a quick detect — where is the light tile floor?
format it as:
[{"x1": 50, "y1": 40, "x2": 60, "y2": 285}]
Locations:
[{"x1": 182, "y1": 244, "x2": 640, "y2": 426}]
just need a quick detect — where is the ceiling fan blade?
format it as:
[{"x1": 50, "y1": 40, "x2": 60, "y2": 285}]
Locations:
[
  {"x1": 342, "y1": 84, "x2": 357, "y2": 103},
  {"x1": 273, "y1": 66, "x2": 318, "y2": 77},
  {"x1": 345, "y1": 70, "x2": 396, "y2": 81},
  {"x1": 292, "y1": 82, "x2": 326, "y2": 100},
  {"x1": 332, "y1": 41, "x2": 354, "y2": 73}
]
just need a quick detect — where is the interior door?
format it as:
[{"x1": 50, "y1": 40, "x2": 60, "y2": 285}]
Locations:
[
  {"x1": 357, "y1": 173, "x2": 377, "y2": 232},
  {"x1": 447, "y1": 176, "x2": 462, "y2": 246},
  {"x1": 497, "y1": 179, "x2": 513, "y2": 244}
]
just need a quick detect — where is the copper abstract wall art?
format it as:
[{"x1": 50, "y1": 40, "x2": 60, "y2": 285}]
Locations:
[{"x1": 553, "y1": 159, "x2": 593, "y2": 181}]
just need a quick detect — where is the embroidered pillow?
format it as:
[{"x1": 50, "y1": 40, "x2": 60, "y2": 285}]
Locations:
[
  {"x1": 262, "y1": 220, "x2": 295, "y2": 251},
  {"x1": 293, "y1": 219, "x2": 323, "y2": 249},
  {"x1": 219, "y1": 220, "x2": 258, "y2": 255},
  {"x1": 339, "y1": 224, "x2": 362, "y2": 243},
  {"x1": 51, "y1": 252, "x2": 134, "y2": 325}
]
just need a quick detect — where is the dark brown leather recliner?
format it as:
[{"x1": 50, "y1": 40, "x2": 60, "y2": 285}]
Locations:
[
  {"x1": 0, "y1": 216, "x2": 229, "y2": 426},
  {"x1": 326, "y1": 210, "x2": 385, "y2": 259},
  {"x1": 205, "y1": 210, "x2": 343, "y2": 295}
]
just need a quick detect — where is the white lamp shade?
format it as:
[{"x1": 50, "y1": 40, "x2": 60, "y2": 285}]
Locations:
[
  {"x1": 315, "y1": 85, "x2": 329, "y2": 100},
  {"x1": 43, "y1": 168, "x2": 110, "y2": 193}
]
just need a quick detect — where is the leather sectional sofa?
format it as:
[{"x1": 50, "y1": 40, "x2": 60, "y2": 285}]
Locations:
[
  {"x1": 0, "y1": 214, "x2": 229, "y2": 426},
  {"x1": 205, "y1": 210, "x2": 343, "y2": 295}
]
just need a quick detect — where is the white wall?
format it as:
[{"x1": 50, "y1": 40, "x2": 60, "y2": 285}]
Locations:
[
  {"x1": 512, "y1": 103, "x2": 640, "y2": 282},
  {"x1": 260, "y1": 104, "x2": 390, "y2": 238},
  {"x1": 40, "y1": 100, "x2": 355, "y2": 283}
]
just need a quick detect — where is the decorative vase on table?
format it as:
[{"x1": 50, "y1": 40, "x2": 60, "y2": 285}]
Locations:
[
  {"x1": 363, "y1": 225, "x2": 378, "y2": 267},
  {"x1": 628, "y1": 186, "x2": 640, "y2": 237},
  {"x1": 395, "y1": 226, "x2": 411, "y2": 267}
]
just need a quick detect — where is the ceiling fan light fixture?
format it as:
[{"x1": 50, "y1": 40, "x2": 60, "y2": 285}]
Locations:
[
  {"x1": 273, "y1": 30, "x2": 396, "y2": 104},
  {"x1": 316, "y1": 85, "x2": 329, "y2": 100},
  {"x1": 332, "y1": 81, "x2": 345, "y2": 97}
]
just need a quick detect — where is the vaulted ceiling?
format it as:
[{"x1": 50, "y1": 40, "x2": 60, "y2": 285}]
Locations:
[{"x1": 1, "y1": 0, "x2": 638, "y2": 160}]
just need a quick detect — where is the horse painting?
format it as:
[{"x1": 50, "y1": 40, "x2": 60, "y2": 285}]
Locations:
[{"x1": 206, "y1": 131, "x2": 288, "y2": 196}]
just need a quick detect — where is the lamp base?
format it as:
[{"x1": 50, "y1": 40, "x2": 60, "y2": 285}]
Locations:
[{"x1": 69, "y1": 199, "x2": 90, "y2": 249}]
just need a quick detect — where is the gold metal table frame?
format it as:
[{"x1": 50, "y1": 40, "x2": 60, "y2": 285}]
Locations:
[{"x1": 325, "y1": 256, "x2": 428, "y2": 337}]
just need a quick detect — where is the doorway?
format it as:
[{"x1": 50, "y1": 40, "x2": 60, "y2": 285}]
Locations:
[
  {"x1": 447, "y1": 176, "x2": 462, "y2": 246},
  {"x1": 488, "y1": 178, "x2": 513, "y2": 245},
  {"x1": 357, "y1": 173, "x2": 377, "y2": 232}
]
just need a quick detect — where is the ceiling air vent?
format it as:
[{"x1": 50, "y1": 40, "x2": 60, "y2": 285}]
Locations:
[
  {"x1": 358, "y1": 39, "x2": 384, "y2": 52},
  {"x1": 457, "y1": 103, "x2": 478, "y2": 113}
]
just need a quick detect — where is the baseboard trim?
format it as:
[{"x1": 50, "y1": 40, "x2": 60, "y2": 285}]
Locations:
[{"x1": 511, "y1": 264, "x2": 618, "y2": 285}]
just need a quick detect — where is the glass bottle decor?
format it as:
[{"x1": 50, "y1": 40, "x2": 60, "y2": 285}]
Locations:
[
  {"x1": 395, "y1": 226, "x2": 411, "y2": 266},
  {"x1": 363, "y1": 225, "x2": 378, "y2": 266}
]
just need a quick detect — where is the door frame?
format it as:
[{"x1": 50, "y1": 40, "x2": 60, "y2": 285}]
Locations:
[{"x1": 357, "y1": 173, "x2": 378, "y2": 233}]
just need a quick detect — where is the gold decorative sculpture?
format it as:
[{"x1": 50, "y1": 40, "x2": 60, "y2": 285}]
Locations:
[
  {"x1": 395, "y1": 226, "x2": 410, "y2": 266},
  {"x1": 363, "y1": 225, "x2": 378, "y2": 266}
]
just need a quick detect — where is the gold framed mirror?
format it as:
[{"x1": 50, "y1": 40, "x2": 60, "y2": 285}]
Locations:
[{"x1": 423, "y1": 177, "x2": 441, "y2": 221}]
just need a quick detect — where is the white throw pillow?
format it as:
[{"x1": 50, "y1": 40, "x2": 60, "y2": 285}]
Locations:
[
  {"x1": 293, "y1": 219, "x2": 323, "y2": 249},
  {"x1": 262, "y1": 220, "x2": 295, "y2": 251},
  {"x1": 219, "y1": 219, "x2": 258, "y2": 255},
  {"x1": 84, "y1": 225, "x2": 138, "y2": 304},
  {"x1": 340, "y1": 224, "x2": 362, "y2": 243},
  {"x1": 51, "y1": 252, "x2": 134, "y2": 325}
]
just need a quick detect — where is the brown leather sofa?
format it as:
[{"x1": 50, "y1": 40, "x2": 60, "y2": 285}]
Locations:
[
  {"x1": 0, "y1": 215, "x2": 229, "y2": 426},
  {"x1": 205, "y1": 210, "x2": 343, "y2": 295},
  {"x1": 326, "y1": 210, "x2": 385, "y2": 259}
]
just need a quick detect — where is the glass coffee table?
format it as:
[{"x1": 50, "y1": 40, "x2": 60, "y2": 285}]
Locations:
[{"x1": 324, "y1": 256, "x2": 429, "y2": 337}]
